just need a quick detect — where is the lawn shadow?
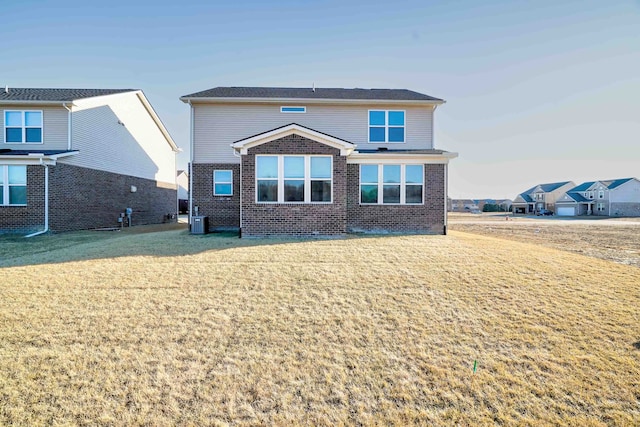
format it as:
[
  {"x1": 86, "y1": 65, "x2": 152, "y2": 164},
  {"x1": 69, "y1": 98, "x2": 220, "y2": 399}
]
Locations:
[{"x1": 633, "y1": 341, "x2": 640, "y2": 350}]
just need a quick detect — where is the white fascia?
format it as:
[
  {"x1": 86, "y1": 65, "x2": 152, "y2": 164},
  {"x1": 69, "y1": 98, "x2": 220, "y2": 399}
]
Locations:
[
  {"x1": 181, "y1": 97, "x2": 445, "y2": 107},
  {"x1": 0, "y1": 151, "x2": 78, "y2": 166},
  {"x1": 347, "y1": 151, "x2": 458, "y2": 164}
]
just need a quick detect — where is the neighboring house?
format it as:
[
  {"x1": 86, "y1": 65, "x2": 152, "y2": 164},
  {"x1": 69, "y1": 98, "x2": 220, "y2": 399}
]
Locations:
[
  {"x1": 177, "y1": 170, "x2": 189, "y2": 213},
  {"x1": 556, "y1": 178, "x2": 640, "y2": 217},
  {"x1": 512, "y1": 181, "x2": 574, "y2": 214},
  {"x1": 449, "y1": 199, "x2": 480, "y2": 212},
  {"x1": 181, "y1": 86, "x2": 457, "y2": 237},
  {"x1": 0, "y1": 88, "x2": 179, "y2": 234}
]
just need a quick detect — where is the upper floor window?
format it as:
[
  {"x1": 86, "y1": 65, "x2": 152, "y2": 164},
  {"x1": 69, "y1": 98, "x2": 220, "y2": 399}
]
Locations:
[
  {"x1": 369, "y1": 110, "x2": 405, "y2": 143},
  {"x1": 4, "y1": 111, "x2": 43, "y2": 144},
  {"x1": 256, "y1": 155, "x2": 332, "y2": 203},
  {"x1": 360, "y1": 164, "x2": 423, "y2": 204},
  {"x1": 280, "y1": 106, "x2": 306, "y2": 113},
  {"x1": 0, "y1": 165, "x2": 27, "y2": 205},
  {"x1": 213, "y1": 170, "x2": 233, "y2": 196},
  {"x1": 598, "y1": 190, "x2": 604, "y2": 199}
]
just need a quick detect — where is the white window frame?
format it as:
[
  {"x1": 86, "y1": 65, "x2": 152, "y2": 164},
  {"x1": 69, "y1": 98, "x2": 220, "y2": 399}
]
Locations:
[
  {"x1": 255, "y1": 155, "x2": 333, "y2": 204},
  {"x1": 213, "y1": 170, "x2": 233, "y2": 196},
  {"x1": 4, "y1": 110, "x2": 44, "y2": 144},
  {"x1": 0, "y1": 165, "x2": 28, "y2": 206},
  {"x1": 597, "y1": 202, "x2": 605, "y2": 212},
  {"x1": 368, "y1": 110, "x2": 406, "y2": 144},
  {"x1": 359, "y1": 164, "x2": 424, "y2": 205},
  {"x1": 598, "y1": 190, "x2": 604, "y2": 199},
  {"x1": 280, "y1": 106, "x2": 306, "y2": 113}
]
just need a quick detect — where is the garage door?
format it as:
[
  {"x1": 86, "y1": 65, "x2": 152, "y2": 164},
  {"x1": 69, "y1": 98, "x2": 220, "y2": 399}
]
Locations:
[{"x1": 557, "y1": 207, "x2": 575, "y2": 216}]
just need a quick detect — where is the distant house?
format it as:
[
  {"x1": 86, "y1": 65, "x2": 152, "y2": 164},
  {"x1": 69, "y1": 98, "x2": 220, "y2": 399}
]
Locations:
[
  {"x1": 556, "y1": 178, "x2": 640, "y2": 216},
  {"x1": 449, "y1": 198, "x2": 512, "y2": 213},
  {"x1": 181, "y1": 86, "x2": 457, "y2": 237},
  {"x1": 512, "y1": 181, "x2": 575, "y2": 214},
  {"x1": 0, "y1": 88, "x2": 179, "y2": 234},
  {"x1": 177, "y1": 170, "x2": 189, "y2": 214}
]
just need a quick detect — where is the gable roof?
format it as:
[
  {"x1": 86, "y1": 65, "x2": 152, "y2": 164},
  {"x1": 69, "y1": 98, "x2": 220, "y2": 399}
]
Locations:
[
  {"x1": 603, "y1": 178, "x2": 635, "y2": 190},
  {"x1": 231, "y1": 123, "x2": 356, "y2": 156},
  {"x1": 0, "y1": 88, "x2": 135, "y2": 103},
  {"x1": 570, "y1": 181, "x2": 596, "y2": 192},
  {"x1": 181, "y1": 87, "x2": 444, "y2": 103},
  {"x1": 517, "y1": 181, "x2": 572, "y2": 200}
]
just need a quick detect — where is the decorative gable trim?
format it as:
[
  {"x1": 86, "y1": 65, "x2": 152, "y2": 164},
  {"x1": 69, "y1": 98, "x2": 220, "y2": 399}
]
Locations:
[{"x1": 231, "y1": 123, "x2": 356, "y2": 156}]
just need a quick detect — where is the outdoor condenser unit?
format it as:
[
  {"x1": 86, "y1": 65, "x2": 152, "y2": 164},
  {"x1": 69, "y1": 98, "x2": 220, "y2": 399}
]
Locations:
[{"x1": 191, "y1": 216, "x2": 209, "y2": 234}]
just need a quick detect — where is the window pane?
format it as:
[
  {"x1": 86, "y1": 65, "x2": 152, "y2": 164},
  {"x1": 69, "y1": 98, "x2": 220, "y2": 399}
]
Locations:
[
  {"x1": 6, "y1": 128, "x2": 22, "y2": 143},
  {"x1": 0, "y1": 191, "x2": 3, "y2": 204},
  {"x1": 9, "y1": 186, "x2": 27, "y2": 205},
  {"x1": 311, "y1": 180, "x2": 331, "y2": 202},
  {"x1": 310, "y1": 157, "x2": 331, "y2": 179},
  {"x1": 0, "y1": 166, "x2": 4, "y2": 184},
  {"x1": 360, "y1": 165, "x2": 378, "y2": 183},
  {"x1": 257, "y1": 180, "x2": 278, "y2": 202},
  {"x1": 8, "y1": 166, "x2": 26, "y2": 184},
  {"x1": 383, "y1": 165, "x2": 400, "y2": 183},
  {"x1": 25, "y1": 111, "x2": 42, "y2": 127},
  {"x1": 369, "y1": 110, "x2": 385, "y2": 126},
  {"x1": 25, "y1": 128, "x2": 42, "y2": 143},
  {"x1": 215, "y1": 183, "x2": 232, "y2": 195},
  {"x1": 214, "y1": 170, "x2": 232, "y2": 183},
  {"x1": 369, "y1": 127, "x2": 385, "y2": 142},
  {"x1": 405, "y1": 165, "x2": 423, "y2": 184},
  {"x1": 5, "y1": 111, "x2": 22, "y2": 127},
  {"x1": 406, "y1": 185, "x2": 423, "y2": 204},
  {"x1": 284, "y1": 179, "x2": 304, "y2": 202},
  {"x1": 257, "y1": 156, "x2": 278, "y2": 178},
  {"x1": 388, "y1": 111, "x2": 404, "y2": 126},
  {"x1": 284, "y1": 156, "x2": 304, "y2": 178},
  {"x1": 388, "y1": 127, "x2": 404, "y2": 142},
  {"x1": 383, "y1": 185, "x2": 401, "y2": 203},
  {"x1": 361, "y1": 184, "x2": 378, "y2": 203}
]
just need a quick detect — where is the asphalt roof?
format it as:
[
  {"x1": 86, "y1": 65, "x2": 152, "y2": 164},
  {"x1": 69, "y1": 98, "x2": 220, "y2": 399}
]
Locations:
[
  {"x1": 181, "y1": 87, "x2": 444, "y2": 102},
  {"x1": 518, "y1": 181, "x2": 572, "y2": 199},
  {"x1": 570, "y1": 181, "x2": 595, "y2": 192},
  {"x1": 0, "y1": 88, "x2": 136, "y2": 102},
  {"x1": 604, "y1": 178, "x2": 634, "y2": 189}
]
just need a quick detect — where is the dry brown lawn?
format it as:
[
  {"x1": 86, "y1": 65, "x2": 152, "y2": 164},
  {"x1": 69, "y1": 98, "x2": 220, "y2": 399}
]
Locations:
[{"x1": 1, "y1": 225, "x2": 639, "y2": 426}]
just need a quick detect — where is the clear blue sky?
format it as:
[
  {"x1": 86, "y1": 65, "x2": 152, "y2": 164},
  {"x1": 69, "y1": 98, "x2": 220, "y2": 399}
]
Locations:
[{"x1": 2, "y1": 0, "x2": 638, "y2": 198}]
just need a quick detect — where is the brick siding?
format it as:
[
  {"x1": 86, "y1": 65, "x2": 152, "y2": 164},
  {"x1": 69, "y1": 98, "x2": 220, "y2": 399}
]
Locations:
[
  {"x1": 0, "y1": 163, "x2": 177, "y2": 234},
  {"x1": 346, "y1": 163, "x2": 445, "y2": 234},
  {"x1": 191, "y1": 163, "x2": 240, "y2": 230},
  {"x1": 241, "y1": 134, "x2": 347, "y2": 237}
]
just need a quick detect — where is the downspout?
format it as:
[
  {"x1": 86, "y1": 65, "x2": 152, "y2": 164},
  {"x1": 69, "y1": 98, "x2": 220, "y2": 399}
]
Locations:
[
  {"x1": 443, "y1": 162, "x2": 448, "y2": 235},
  {"x1": 233, "y1": 148, "x2": 242, "y2": 237},
  {"x1": 25, "y1": 160, "x2": 49, "y2": 237},
  {"x1": 188, "y1": 100, "x2": 194, "y2": 229},
  {"x1": 62, "y1": 103, "x2": 72, "y2": 150}
]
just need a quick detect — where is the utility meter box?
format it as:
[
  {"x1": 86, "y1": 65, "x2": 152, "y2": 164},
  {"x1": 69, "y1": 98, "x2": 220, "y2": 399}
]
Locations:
[{"x1": 191, "y1": 216, "x2": 209, "y2": 234}]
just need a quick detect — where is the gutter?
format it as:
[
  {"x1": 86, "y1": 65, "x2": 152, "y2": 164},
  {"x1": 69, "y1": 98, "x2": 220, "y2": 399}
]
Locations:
[
  {"x1": 188, "y1": 100, "x2": 194, "y2": 229},
  {"x1": 25, "y1": 160, "x2": 49, "y2": 237}
]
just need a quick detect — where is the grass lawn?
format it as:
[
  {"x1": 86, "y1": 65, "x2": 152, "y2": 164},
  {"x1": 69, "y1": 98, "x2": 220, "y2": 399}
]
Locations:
[{"x1": 1, "y1": 226, "x2": 639, "y2": 425}]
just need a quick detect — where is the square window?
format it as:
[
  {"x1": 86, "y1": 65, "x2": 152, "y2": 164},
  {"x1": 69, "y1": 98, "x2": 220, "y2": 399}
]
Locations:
[
  {"x1": 369, "y1": 127, "x2": 385, "y2": 142},
  {"x1": 368, "y1": 110, "x2": 405, "y2": 143},
  {"x1": 4, "y1": 111, "x2": 43, "y2": 144}
]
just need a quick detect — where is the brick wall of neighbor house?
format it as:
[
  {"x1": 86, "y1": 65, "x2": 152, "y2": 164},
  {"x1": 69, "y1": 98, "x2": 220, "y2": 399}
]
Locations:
[
  {"x1": 346, "y1": 163, "x2": 445, "y2": 234},
  {"x1": 191, "y1": 163, "x2": 240, "y2": 230},
  {"x1": 241, "y1": 135, "x2": 347, "y2": 237},
  {"x1": 610, "y1": 202, "x2": 640, "y2": 217},
  {"x1": 0, "y1": 166, "x2": 45, "y2": 234},
  {"x1": 48, "y1": 163, "x2": 176, "y2": 232}
]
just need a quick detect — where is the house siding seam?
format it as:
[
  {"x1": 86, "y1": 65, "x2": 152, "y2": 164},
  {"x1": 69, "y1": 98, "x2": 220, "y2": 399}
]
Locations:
[
  {"x1": 241, "y1": 134, "x2": 347, "y2": 237},
  {"x1": 191, "y1": 163, "x2": 241, "y2": 230},
  {"x1": 47, "y1": 163, "x2": 176, "y2": 232},
  {"x1": 0, "y1": 166, "x2": 45, "y2": 234},
  {"x1": 346, "y1": 163, "x2": 445, "y2": 234}
]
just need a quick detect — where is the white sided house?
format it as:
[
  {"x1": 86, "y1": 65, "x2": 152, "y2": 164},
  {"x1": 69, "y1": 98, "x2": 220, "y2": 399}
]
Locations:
[
  {"x1": 556, "y1": 178, "x2": 640, "y2": 217},
  {"x1": 512, "y1": 181, "x2": 575, "y2": 215},
  {"x1": 0, "y1": 88, "x2": 179, "y2": 234},
  {"x1": 181, "y1": 86, "x2": 457, "y2": 237}
]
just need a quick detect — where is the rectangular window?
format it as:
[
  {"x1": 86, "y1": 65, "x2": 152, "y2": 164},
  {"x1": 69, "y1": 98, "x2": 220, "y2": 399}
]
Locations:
[
  {"x1": 1, "y1": 165, "x2": 27, "y2": 205},
  {"x1": 256, "y1": 155, "x2": 332, "y2": 203},
  {"x1": 359, "y1": 164, "x2": 423, "y2": 204},
  {"x1": 598, "y1": 190, "x2": 604, "y2": 199},
  {"x1": 213, "y1": 170, "x2": 233, "y2": 196},
  {"x1": 597, "y1": 203, "x2": 605, "y2": 212},
  {"x1": 4, "y1": 111, "x2": 43, "y2": 144},
  {"x1": 368, "y1": 110, "x2": 405, "y2": 143},
  {"x1": 280, "y1": 106, "x2": 306, "y2": 113}
]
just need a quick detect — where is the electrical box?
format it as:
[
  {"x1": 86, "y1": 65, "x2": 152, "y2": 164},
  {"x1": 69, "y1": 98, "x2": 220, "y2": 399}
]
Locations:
[{"x1": 191, "y1": 216, "x2": 209, "y2": 234}]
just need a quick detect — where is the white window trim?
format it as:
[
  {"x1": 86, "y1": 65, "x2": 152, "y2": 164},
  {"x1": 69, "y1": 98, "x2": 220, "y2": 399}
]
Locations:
[
  {"x1": 0, "y1": 165, "x2": 28, "y2": 206},
  {"x1": 368, "y1": 110, "x2": 406, "y2": 144},
  {"x1": 280, "y1": 106, "x2": 306, "y2": 113},
  {"x1": 255, "y1": 155, "x2": 333, "y2": 204},
  {"x1": 359, "y1": 164, "x2": 424, "y2": 205},
  {"x1": 213, "y1": 170, "x2": 233, "y2": 196},
  {"x1": 4, "y1": 110, "x2": 44, "y2": 144}
]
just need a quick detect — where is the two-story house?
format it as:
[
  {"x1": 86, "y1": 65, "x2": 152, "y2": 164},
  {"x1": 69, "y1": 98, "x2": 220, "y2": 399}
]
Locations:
[
  {"x1": 181, "y1": 87, "x2": 457, "y2": 237},
  {"x1": 0, "y1": 88, "x2": 179, "y2": 234},
  {"x1": 512, "y1": 181, "x2": 575, "y2": 215},
  {"x1": 555, "y1": 178, "x2": 640, "y2": 216}
]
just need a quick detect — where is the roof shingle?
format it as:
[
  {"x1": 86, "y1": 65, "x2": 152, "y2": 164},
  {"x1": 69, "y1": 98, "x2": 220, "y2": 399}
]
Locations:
[{"x1": 0, "y1": 88, "x2": 136, "y2": 102}]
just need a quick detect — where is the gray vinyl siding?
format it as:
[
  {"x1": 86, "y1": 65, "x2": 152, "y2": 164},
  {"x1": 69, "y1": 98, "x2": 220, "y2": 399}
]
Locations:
[
  {"x1": 193, "y1": 103, "x2": 435, "y2": 164},
  {"x1": 1, "y1": 105, "x2": 68, "y2": 149},
  {"x1": 610, "y1": 179, "x2": 640, "y2": 203}
]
